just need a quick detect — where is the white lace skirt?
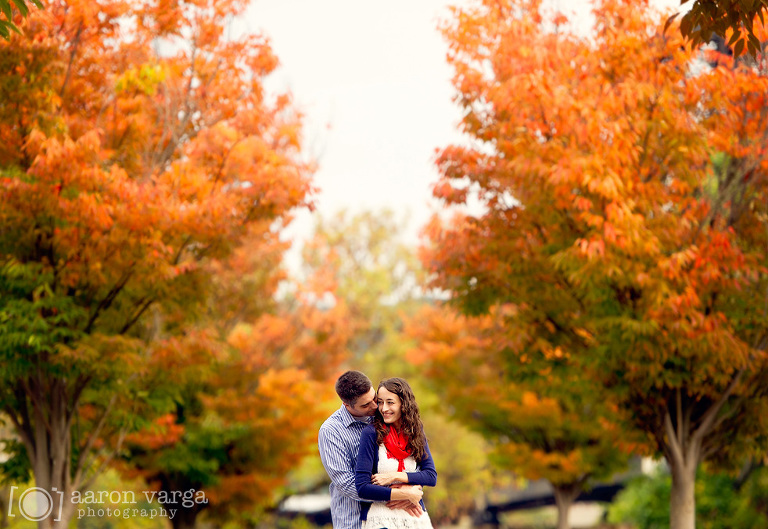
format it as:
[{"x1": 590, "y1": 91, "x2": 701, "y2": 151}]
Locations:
[{"x1": 362, "y1": 502, "x2": 433, "y2": 529}]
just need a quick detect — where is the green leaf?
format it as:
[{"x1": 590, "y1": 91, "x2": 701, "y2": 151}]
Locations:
[
  {"x1": 30, "y1": 0, "x2": 42, "y2": 8},
  {"x1": 10, "y1": 0, "x2": 28, "y2": 17},
  {"x1": 0, "y1": 19, "x2": 15, "y2": 40},
  {"x1": 0, "y1": 0, "x2": 11, "y2": 22}
]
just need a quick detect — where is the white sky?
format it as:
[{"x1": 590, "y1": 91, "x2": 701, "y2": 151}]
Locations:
[{"x1": 236, "y1": 0, "x2": 683, "y2": 269}]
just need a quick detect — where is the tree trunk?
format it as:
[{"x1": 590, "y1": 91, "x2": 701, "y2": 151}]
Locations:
[
  {"x1": 669, "y1": 460, "x2": 696, "y2": 529},
  {"x1": 7, "y1": 376, "x2": 109, "y2": 529},
  {"x1": 32, "y1": 421, "x2": 77, "y2": 529},
  {"x1": 158, "y1": 478, "x2": 206, "y2": 529},
  {"x1": 166, "y1": 501, "x2": 201, "y2": 529},
  {"x1": 663, "y1": 397, "x2": 705, "y2": 529},
  {"x1": 31, "y1": 389, "x2": 75, "y2": 529},
  {"x1": 0, "y1": 486, "x2": 9, "y2": 528},
  {"x1": 170, "y1": 512, "x2": 199, "y2": 529},
  {"x1": 552, "y1": 483, "x2": 581, "y2": 529}
]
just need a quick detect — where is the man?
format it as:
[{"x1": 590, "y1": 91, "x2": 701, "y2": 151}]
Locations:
[{"x1": 319, "y1": 370, "x2": 422, "y2": 529}]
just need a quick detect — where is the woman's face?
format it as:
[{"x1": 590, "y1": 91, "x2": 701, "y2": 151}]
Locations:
[{"x1": 377, "y1": 386, "x2": 402, "y2": 427}]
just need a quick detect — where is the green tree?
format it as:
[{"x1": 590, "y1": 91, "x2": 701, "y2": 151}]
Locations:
[
  {"x1": 608, "y1": 466, "x2": 768, "y2": 529},
  {"x1": 301, "y1": 208, "x2": 424, "y2": 356}
]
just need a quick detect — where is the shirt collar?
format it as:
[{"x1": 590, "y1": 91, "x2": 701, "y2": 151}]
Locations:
[{"x1": 339, "y1": 404, "x2": 372, "y2": 428}]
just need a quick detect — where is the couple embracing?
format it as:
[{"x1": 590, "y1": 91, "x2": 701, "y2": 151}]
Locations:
[{"x1": 318, "y1": 371, "x2": 437, "y2": 529}]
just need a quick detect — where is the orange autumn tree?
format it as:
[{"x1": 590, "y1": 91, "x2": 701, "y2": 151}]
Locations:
[
  {"x1": 113, "y1": 229, "x2": 353, "y2": 529},
  {"x1": 120, "y1": 275, "x2": 353, "y2": 529},
  {"x1": 0, "y1": 0, "x2": 313, "y2": 526},
  {"x1": 407, "y1": 304, "x2": 630, "y2": 529},
  {"x1": 426, "y1": 1, "x2": 768, "y2": 529}
]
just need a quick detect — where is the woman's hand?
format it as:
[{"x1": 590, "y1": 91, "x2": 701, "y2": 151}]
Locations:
[{"x1": 372, "y1": 472, "x2": 406, "y2": 487}]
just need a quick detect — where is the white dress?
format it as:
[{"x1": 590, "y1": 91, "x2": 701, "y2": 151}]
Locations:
[{"x1": 362, "y1": 444, "x2": 434, "y2": 529}]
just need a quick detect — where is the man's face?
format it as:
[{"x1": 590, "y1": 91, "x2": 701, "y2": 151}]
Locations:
[{"x1": 345, "y1": 387, "x2": 377, "y2": 418}]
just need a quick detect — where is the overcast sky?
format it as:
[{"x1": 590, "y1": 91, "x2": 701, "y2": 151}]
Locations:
[{"x1": 236, "y1": 0, "x2": 683, "y2": 268}]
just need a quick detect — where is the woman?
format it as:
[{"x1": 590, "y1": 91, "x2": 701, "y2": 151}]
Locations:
[{"x1": 355, "y1": 377, "x2": 437, "y2": 529}]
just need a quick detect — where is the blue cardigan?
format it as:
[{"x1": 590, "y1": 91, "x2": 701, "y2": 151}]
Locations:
[{"x1": 354, "y1": 424, "x2": 438, "y2": 520}]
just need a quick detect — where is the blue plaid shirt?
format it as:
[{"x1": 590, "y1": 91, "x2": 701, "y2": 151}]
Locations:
[{"x1": 318, "y1": 405, "x2": 372, "y2": 529}]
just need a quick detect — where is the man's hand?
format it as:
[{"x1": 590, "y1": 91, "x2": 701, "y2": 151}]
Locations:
[
  {"x1": 386, "y1": 484, "x2": 424, "y2": 516},
  {"x1": 386, "y1": 499, "x2": 423, "y2": 517}
]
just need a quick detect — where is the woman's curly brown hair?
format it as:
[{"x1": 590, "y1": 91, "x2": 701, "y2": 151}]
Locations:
[{"x1": 374, "y1": 377, "x2": 427, "y2": 463}]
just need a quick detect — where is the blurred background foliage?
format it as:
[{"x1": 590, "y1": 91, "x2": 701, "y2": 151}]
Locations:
[{"x1": 608, "y1": 465, "x2": 768, "y2": 529}]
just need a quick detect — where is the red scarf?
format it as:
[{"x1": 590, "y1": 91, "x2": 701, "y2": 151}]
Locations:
[{"x1": 383, "y1": 426, "x2": 410, "y2": 472}]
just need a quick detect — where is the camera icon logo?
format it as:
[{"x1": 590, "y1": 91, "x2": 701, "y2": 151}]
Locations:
[{"x1": 8, "y1": 486, "x2": 63, "y2": 522}]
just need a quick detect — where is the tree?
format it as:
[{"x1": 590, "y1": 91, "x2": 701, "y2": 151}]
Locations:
[
  {"x1": 406, "y1": 305, "x2": 631, "y2": 529},
  {"x1": 115, "y1": 226, "x2": 354, "y2": 529},
  {"x1": 121, "y1": 299, "x2": 353, "y2": 529},
  {"x1": 608, "y1": 465, "x2": 768, "y2": 529},
  {"x1": 427, "y1": 1, "x2": 768, "y2": 529},
  {"x1": 300, "y1": 209, "x2": 424, "y2": 357},
  {"x1": 0, "y1": 0, "x2": 313, "y2": 526}
]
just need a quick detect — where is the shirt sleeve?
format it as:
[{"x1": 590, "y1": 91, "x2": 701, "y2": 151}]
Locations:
[
  {"x1": 355, "y1": 426, "x2": 393, "y2": 501},
  {"x1": 406, "y1": 438, "x2": 437, "y2": 487},
  {"x1": 318, "y1": 425, "x2": 366, "y2": 502}
]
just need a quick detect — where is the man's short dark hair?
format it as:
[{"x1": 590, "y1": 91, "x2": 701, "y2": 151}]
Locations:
[{"x1": 335, "y1": 370, "x2": 372, "y2": 405}]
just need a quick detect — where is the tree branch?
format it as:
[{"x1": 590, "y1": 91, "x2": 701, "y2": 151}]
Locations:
[
  {"x1": 691, "y1": 368, "x2": 745, "y2": 446},
  {"x1": 119, "y1": 297, "x2": 155, "y2": 335},
  {"x1": 79, "y1": 425, "x2": 128, "y2": 492},
  {"x1": 72, "y1": 393, "x2": 117, "y2": 488},
  {"x1": 663, "y1": 408, "x2": 684, "y2": 467},
  {"x1": 59, "y1": 21, "x2": 84, "y2": 99},
  {"x1": 84, "y1": 267, "x2": 135, "y2": 333},
  {"x1": 3, "y1": 403, "x2": 35, "y2": 463}
]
